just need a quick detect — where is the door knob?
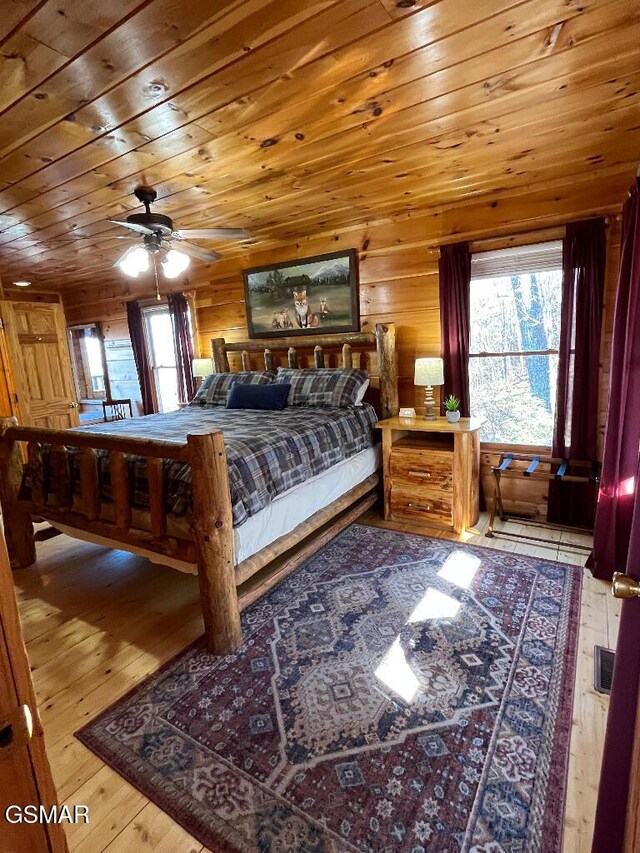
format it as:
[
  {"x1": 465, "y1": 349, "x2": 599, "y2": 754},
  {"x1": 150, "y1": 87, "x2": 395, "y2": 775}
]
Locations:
[
  {"x1": 69, "y1": 401, "x2": 79, "y2": 409},
  {"x1": 612, "y1": 571, "x2": 640, "y2": 599}
]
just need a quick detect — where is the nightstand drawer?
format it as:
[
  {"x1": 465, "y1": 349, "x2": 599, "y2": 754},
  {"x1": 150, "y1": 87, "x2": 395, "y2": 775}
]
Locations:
[
  {"x1": 389, "y1": 449, "x2": 453, "y2": 491},
  {"x1": 390, "y1": 485, "x2": 453, "y2": 526}
]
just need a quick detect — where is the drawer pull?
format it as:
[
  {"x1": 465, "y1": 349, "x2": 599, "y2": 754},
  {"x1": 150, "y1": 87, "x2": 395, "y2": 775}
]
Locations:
[
  {"x1": 408, "y1": 470, "x2": 431, "y2": 478},
  {"x1": 408, "y1": 502, "x2": 432, "y2": 512}
]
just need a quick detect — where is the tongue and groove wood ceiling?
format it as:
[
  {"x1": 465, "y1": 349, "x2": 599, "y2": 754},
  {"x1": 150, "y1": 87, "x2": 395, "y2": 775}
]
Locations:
[{"x1": 0, "y1": 0, "x2": 638, "y2": 291}]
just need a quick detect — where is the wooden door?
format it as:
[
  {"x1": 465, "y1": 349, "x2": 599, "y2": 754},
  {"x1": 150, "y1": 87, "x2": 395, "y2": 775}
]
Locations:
[
  {"x1": 0, "y1": 302, "x2": 79, "y2": 429},
  {"x1": 0, "y1": 517, "x2": 67, "y2": 853}
]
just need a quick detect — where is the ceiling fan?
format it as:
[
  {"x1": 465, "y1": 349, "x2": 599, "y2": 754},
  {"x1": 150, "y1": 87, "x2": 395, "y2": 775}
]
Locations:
[{"x1": 109, "y1": 185, "x2": 250, "y2": 279}]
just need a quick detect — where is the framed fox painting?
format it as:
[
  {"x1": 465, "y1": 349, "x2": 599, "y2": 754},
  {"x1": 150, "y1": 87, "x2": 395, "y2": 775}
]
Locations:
[{"x1": 242, "y1": 249, "x2": 359, "y2": 339}]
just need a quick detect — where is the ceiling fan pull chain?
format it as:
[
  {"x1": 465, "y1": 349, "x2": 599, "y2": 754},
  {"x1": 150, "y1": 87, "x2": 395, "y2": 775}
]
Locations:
[{"x1": 153, "y1": 255, "x2": 161, "y2": 301}]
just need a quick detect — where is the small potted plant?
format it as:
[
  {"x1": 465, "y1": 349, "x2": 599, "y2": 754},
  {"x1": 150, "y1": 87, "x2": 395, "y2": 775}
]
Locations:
[{"x1": 443, "y1": 394, "x2": 461, "y2": 423}]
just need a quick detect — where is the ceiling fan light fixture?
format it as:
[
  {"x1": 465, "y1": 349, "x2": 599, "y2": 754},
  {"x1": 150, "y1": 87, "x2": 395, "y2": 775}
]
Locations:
[
  {"x1": 161, "y1": 249, "x2": 190, "y2": 279},
  {"x1": 119, "y1": 246, "x2": 149, "y2": 277}
]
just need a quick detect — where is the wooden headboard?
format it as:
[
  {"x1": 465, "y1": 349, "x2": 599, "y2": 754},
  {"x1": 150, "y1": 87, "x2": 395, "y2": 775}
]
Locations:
[{"x1": 211, "y1": 323, "x2": 398, "y2": 420}]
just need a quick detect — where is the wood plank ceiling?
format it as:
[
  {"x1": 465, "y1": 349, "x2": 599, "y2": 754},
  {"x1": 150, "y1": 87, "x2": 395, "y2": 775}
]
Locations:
[{"x1": 0, "y1": 0, "x2": 638, "y2": 291}]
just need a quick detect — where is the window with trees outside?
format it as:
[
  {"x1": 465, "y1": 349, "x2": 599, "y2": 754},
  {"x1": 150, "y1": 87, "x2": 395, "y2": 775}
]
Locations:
[{"x1": 468, "y1": 241, "x2": 563, "y2": 446}]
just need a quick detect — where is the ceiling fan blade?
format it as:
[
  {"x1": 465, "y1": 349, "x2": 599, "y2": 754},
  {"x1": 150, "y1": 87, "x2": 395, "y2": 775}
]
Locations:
[
  {"x1": 108, "y1": 218, "x2": 155, "y2": 236},
  {"x1": 173, "y1": 228, "x2": 250, "y2": 240},
  {"x1": 171, "y1": 240, "x2": 222, "y2": 262}
]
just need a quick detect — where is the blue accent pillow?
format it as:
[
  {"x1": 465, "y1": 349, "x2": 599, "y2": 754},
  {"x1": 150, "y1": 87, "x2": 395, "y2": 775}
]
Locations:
[{"x1": 226, "y1": 382, "x2": 291, "y2": 410}]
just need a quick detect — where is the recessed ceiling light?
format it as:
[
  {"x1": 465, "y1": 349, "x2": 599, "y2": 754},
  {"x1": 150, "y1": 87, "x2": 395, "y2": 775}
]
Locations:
[{"x1": 13, "y1": 281, "x2": 31, "y2": 287}]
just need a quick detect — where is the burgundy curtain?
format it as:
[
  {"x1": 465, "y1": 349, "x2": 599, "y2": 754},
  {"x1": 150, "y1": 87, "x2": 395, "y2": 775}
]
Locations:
[
  {"x1": 589, "y1": 182, "x2": 640, "y2": 580},
  {"x1": 168, "y1": 293, "x2": 195, "y2": 403},
  {"x1": 439, "y1": 242, "x2": 471, "y2": 416},
  {"x1": 548, "y1": 218, "x2": 606, "y2": 527},
  {"x1": 126, "y1": 300, "x2": 155, "y2": 415},
  {"x1": 591, "y1": 180, "x2": 640, "y2": 853}
]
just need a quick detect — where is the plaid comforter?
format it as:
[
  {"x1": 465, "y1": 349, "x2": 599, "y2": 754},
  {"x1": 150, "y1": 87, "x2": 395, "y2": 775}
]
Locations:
[{"x1": 28, "y1": 404, "x2": 378, "y2": 528}]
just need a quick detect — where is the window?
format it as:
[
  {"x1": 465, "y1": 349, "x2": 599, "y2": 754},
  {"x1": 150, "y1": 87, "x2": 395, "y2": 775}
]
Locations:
[
  {"x1": 143, "y1": 306, "x2": 179, "y2": 412},
  {"x1": 469, "y1": 241, "x2": 563, "y2": 446},
  {"x1": 68, "y1": 325, "x2": 107, "y2": 400}
]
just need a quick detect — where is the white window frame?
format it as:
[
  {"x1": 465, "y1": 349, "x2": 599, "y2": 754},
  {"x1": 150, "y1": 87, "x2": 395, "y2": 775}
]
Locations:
[{"x1": 142, "y1": 305, "x2": 178, "y2": 412}]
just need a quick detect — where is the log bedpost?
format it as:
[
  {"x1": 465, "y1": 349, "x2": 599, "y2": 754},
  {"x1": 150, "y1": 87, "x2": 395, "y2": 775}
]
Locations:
[
  {"x1": 375, "y1": 322, "x2": 399, "y2": 419},
  {"x1": 211, "y1": 337, "x2": 230, "y2": 373},
  {"x1": 0, "y1": 417, "x2": 35, "y2": 569},
  {"x1": 264, "y1": 349, "x2": 274, "y2": 372},
  {"x1": 188, "y1": 430, "x2": 241, "y2": 655}
]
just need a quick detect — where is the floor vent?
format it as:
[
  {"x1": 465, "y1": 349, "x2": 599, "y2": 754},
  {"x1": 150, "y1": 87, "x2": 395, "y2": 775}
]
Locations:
[{"x1": 594, "y1": 645, "x2": 615, "y2": 695}]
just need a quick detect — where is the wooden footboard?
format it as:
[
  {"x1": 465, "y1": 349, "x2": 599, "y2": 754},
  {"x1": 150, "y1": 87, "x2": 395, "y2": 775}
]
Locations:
[{"x1": 0, "y1": 417, "x2": 241, "y2": 655}]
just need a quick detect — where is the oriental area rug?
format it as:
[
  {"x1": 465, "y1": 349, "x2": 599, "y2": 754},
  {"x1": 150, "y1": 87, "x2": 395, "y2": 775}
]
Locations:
[{"x1": 77, "y1": 525, "x2": 581, "y2": 853}]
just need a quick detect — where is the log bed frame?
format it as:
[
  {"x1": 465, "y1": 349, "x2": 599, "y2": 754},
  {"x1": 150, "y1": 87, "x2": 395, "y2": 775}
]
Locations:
[{"x1": 0, "y1": 324, "x2": 398, "y2": 655}]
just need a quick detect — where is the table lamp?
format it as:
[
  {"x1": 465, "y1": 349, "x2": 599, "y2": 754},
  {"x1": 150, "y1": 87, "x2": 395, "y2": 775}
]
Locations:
[
  {"x1": 192, "y1": 357, "x2": 213, "y2": 388},
  {"x1": 414, "y1": 357, "x2": 444, "y2": 420}
]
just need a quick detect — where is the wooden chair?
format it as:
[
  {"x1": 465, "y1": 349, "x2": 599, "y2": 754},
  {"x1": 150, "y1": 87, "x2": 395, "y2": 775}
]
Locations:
[{"x1": 102, "y1": 399, "x2": 133, "y2": 422}]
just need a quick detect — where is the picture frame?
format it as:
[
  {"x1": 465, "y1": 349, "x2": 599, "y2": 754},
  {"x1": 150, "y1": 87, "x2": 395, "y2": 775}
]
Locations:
[{"x1": 242, "y1": 249, "x2": 359, "y2": 339}]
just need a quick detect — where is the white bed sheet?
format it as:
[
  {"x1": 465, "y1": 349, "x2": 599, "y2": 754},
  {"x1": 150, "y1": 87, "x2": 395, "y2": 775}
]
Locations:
[{"x1": 233, "y1": 444, "x2": 381, "y2": 564}]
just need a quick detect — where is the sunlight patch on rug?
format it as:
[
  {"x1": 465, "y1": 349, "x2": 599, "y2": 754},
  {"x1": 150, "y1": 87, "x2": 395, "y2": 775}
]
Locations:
[{"x1": 77, "y1": 525, "x2": 581, "y2": 853}]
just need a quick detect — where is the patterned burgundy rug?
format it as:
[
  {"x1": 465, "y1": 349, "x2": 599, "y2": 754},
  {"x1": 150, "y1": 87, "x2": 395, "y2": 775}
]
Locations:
[{"x1": 77, "y1": 525, "x2": 581, "y2": 852}]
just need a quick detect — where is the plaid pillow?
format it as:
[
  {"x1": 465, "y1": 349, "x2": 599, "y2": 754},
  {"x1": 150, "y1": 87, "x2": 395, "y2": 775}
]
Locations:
[
  {"x1": 274, "y1": 367, "x2": 369, "y2": 407},
  {"x1": 191, "y1": 371, "x2": 276, "y2": 406}
]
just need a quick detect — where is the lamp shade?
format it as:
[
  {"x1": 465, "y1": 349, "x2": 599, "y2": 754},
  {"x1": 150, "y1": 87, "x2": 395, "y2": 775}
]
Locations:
[
  {"x1": 414, "y1": 357, "x2": 444, "y2": 386},
  {"x1": 192, "y1": 357, "x2": 213, "y2": 378}
]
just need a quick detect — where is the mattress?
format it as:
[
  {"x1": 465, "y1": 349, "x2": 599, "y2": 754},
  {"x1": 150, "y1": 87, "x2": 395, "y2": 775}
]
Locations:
[{"x1": 233, "y1": 444, "x2": 380, "y2": 564}]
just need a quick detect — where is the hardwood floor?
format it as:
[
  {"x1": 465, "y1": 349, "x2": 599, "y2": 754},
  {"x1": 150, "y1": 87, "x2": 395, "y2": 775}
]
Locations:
[{"x1": 13, "y1": 513, "x2": 615, "y2": 852}]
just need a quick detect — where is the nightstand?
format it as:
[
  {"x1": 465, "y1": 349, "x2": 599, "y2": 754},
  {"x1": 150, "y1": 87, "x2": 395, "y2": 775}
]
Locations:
[{"x1": 376, "y1": 416, "x2": 483, "y2": 534}]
